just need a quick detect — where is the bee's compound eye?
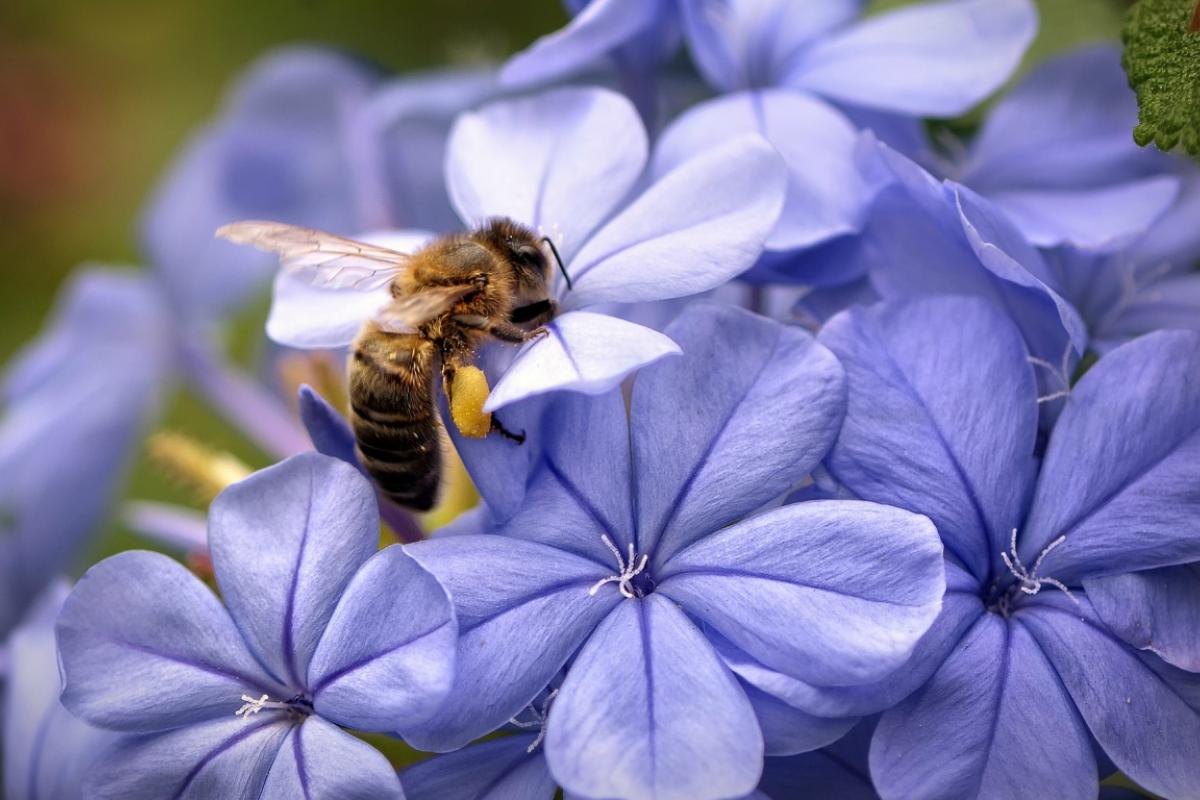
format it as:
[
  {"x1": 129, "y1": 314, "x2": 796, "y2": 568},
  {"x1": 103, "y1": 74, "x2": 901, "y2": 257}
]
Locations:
[{"x1": 516, "y1": 245, "x2": 540, "y2": 260}]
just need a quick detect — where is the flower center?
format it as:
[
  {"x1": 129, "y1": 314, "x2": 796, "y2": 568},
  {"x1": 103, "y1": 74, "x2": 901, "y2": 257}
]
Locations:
[
  {"x1": 234, "y1": 692, "x2": 312, "y2": 720},
  {"x1": 507, "y1": 688, "x2": 559, "y2": 754},
  {"x1": 987, "y1": 528, "x2": 1078, "y2": 617},
  {"x1": 588, "y1": 534, "x2": 652, "y2": 599}
]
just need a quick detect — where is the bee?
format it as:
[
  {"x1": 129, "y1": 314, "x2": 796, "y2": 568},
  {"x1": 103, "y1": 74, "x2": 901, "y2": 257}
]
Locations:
[{"x1": 216, "y1": 218, "x2": 570, "y2": 511}]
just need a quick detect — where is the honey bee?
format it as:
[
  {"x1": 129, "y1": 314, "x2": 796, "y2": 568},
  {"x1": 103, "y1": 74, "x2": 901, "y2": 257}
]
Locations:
[{"x1": 216, "y1": 218, "x2": 569, "y2": 511}]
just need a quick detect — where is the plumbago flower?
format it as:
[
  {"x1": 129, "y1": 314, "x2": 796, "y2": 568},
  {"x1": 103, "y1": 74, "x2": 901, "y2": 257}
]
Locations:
[
  {"x1": 402, "y1": 304, "x2": 945, "y2": 800},
  {"x1": 785, "y1": 296, "x2": 1200, "y2": 799},
  {"x1": 55, "y1": 454, "x2": 456, "y2": 798},
  {"x1": 3, "y1": 581, "x2": 114, "y2": 800},
  {"x1": 265, "y1": 85, "x2": 788, "y2": 412},
  {"x1": 650, "y1": 0, "x2": 1034, "y2": 281},
  {"x1": 0, "y1": 268, "x2": 168, "y2": 639}
]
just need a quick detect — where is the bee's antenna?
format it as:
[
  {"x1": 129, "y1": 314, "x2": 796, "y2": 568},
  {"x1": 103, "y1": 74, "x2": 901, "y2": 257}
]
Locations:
[{"x1": 541, "y1": 236, "x2": 572, "y2": 291}]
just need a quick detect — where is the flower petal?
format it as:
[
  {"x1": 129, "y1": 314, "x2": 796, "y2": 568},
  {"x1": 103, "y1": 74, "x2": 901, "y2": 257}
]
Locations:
[
  {"x1": 483, "y1": 311, "x2": 681, "y2": 411},
  {"x1": 404, "y1": 535, "x2": 620, "y2": 751},
  {"x1": 653, "y1": 90, "x2": 873, "y2": 251},
  {"x1": 757, "y1": 721, "x2": 877, "y2": 800},
  {"x1": 634, "y1": 304, "x2": 845, "y2": 563},
  {"x1": 259, "y1": 716, "x2": 403, "y2": 800},
  {"x1": 85, "y1": 716, "x2": 292, "y2": 799},
  {"x1": 446, "y1": 87, "x2": 647, "y2": 263},
  {"x1": 565, "y1": 135, "x2": 786, "y2": 307},
  {"x1": 742, "y1": 682, "x2": 859, "y2": 757},
  {"x1": 964, "y1": 45, "x2": 1160, "y2": 192},
  {"x1": 209, "y1": 453, "x2": 380, "y2": 691},
  {"x1": 871, "y1": 612, "x2": 1096, "y2": 800},
  {"x1": 545, "y1": 595, "x2": 762, "y2": 800},
  {"x1": 56, "y1": 551, "x2": 276, "y2": 732},
  {"x1": 4, "y1": 582, "x2": 115, "y2": 800},
  {"x1": 818, "y1": 296, "x2": 1039, "y2": 581},
  {"x1": 400, "y1": 735, "x2": 556, "y2": 800},
  {"x1": 265, "y1": 229, "x2": 433, "y2": 349},
  {"x1": 364, "y1": 66, "x2": 498, "y2": 233},
  {"x1": 1023, "y1": 330, "x2": 1200, "y2": 580},
  {"x1": 1021, "y1": 596, "x2": 1200, "y2": 799},
  {"x1": 659, "y1": 501, "x2": 943, "y2": 686},
  {"x1": 787, "y1": 0, "x2": 1035, "y2": 116},
  {"x1": 307, "y1": 545, "x2": 455, "y2": 732},
  {"x1": 297, "y1": 384, "x2": 361, "y2": 472},
  {"x1": 678, "y1": 0, "x2": 863, "y2": 92},
  {"x1": 501, "y1": 0, "x2": 663, "y2": 88},
  {"x1": 986, "y1": 176, "x2": 1180, "y2": 250},
  {"x1": 1106, "y1": 272, "x2": 1200, "y2": 340},
  {"x1": 141, "y1": 47, "x2": 376, "y2": 320},
  {"x1": 718, "y1": 570, "x2": 984, "y2": 717},
  {"x1": 496, "y1": 389, "x2": 636, "y2": 562},
  {"x1": 1085, "y1": 565, "x2": 1200, "y2": 673}
]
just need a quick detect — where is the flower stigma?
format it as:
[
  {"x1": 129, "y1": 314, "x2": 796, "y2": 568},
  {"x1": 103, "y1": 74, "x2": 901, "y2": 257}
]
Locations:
[
  {"x1": 588, "y1": 534, "x2": 650, "y2": 599},
  {"x1": 991, "y1": 528, "x2": 1078, "y2": 616},
  {"x1": 234, "y1": 692, "x2": 312, "y2": 719},
  {"x1": 507, "y1": 688, "x2": 559, "y2": 753}
]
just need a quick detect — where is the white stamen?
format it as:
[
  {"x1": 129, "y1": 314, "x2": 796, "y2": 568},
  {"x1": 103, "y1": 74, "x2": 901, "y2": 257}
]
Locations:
[
  {"x1": 1000, "y1": 528, "x2": 1078, "y2": 604},
  {"x1": 234, "y1": 693, "x2": 293, "y2": 717},
  {"x1": 1028, "y1": 340, "x2": 1075, "y2": 405},
  {"x1": 588, "y1": 535, "x2": 649, "y2": 599},
  {"x1": 507, "y1": 689, "x2": 560, "y2": 754}
]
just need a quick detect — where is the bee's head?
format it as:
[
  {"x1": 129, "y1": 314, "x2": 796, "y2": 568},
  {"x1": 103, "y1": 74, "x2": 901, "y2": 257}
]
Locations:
[{"x1": 478, "y1": 218, "x2": 552, "y2": 290}]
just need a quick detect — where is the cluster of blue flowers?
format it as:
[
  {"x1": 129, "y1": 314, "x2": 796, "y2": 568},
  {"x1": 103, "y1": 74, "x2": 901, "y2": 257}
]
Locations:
[{"x1": 3, "y1": 1, "x2": 1200, "y2": 798}]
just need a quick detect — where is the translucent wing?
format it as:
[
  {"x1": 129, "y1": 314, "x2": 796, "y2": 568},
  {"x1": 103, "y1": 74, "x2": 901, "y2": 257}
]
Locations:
[
  {"x1": 375, "y1": 285, "x2": 477, "y2": 333},
  {"x1": 216, "y1": 220, "x2": 410, "y2": 291}
]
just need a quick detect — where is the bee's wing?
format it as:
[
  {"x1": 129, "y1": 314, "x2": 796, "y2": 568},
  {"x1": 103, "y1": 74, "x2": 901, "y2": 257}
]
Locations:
[
  {"x1": 374, "y1": 285, "x2": 477, "y2": 334},
  {"x1": 216, "y1": 220, "x2": 409, "y2": 291}
]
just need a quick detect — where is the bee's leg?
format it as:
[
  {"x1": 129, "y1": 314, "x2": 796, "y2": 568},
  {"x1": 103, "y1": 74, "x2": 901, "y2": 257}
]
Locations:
[
  {"x1": 451, "y1": 314, "x2": 550, "y2": 344},
  {"x1": 509, "y1": 299, "x2": 555, "y2": 326},
  {"x1": 490, "y1": 417, "x2": 526, "y2": 444}
]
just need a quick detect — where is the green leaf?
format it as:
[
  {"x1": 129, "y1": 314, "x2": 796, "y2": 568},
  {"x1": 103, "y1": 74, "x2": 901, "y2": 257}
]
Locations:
[{"x1": 1123, "y1": 0, "x2": 1200, "y2": 158}]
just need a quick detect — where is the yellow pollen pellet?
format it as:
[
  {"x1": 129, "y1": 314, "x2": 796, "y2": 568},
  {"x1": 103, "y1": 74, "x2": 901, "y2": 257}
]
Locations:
[{"x1": 451, "y1": 366, "x2": 492, "y2": 438}]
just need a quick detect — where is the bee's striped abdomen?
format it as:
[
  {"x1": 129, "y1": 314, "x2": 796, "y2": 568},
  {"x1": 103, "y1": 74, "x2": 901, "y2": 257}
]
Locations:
[{"x1": 349, "y1": 330, "x2": 441, "y2": 511}]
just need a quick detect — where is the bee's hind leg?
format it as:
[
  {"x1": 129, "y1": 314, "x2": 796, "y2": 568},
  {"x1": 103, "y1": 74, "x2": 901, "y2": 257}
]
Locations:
[{"x1": 490, "y1": 416, "x2": 526, "y2": 445}]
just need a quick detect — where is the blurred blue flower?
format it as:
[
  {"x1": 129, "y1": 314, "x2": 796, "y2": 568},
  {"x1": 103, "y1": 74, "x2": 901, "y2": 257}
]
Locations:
[
  {"x1": 942, "y1": 45, "x2": 1180, "y2": 250},
  {"x1": 404, "y1": 304, "x2": 945, "y2": 800},
  {"x1": 1040, "y1": 165, "x2": 1200, "y2": 352},
  {"x1": 142, "y1": 48, "x2": 496, "y2": 324},
  {"x1": 266, "y1": 86, "x2": 789, "y2": 411},
  {"x1": 799, "y1": 296, "x2": 1200, "y2": 799},
  {"x1": 500, "y1": 0, "x2": 681, "y2": 120},
  {"x1": 3, "y1": 580, "x2": 115, "y2": 800},
  {"x1": 56, "y1": 453, "x2": 456, "y2": 798},
  {"x1": 0, "y1": 268, "x2": 168, "y2": 639}
]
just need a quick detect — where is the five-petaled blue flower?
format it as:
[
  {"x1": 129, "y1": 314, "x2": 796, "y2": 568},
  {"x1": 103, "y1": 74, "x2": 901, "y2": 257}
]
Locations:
[
  {"x1": 402, "y1": 304, "x2": 945, "y2": 800},
  {"x1": 731, "y1": 296, "x2": 1200, "y2": 800},
  {"x1": 55, "y1": 453, "x2": 457, "y2": 799}
]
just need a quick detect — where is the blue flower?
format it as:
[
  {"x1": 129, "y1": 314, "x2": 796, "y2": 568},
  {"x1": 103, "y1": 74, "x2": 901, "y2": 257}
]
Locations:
[
  {"x1": 403, "y1": 304, "x2": 945, "y2": 800},
  {"x1": 0, "y1": 268, "x2": 168, "y2": 639},
  {"x1": 786, "y1": 295, "x2": 1200, "y2": 799},
  {"x1": 266, "y1": 86, "x2": 788, "y2": 412},
  {"x1": 500, "y1": 0, "x2": 681, "y2": 121},
  {"x1": 648, "y1": 0, "x2": 1034, "y2": 273},
  {"x1": 3, "y1": 581, "x2": 115, "y2": 800},
  {"x1": 1039, "y1": 164, "x2": 1200, "y2": 352},
  {"x1": 943, "y1": 45, "x2": 1180, "y2": 250},
  {"x1": 55, "y1": 453, "x2": 456, "y2": 798}
]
